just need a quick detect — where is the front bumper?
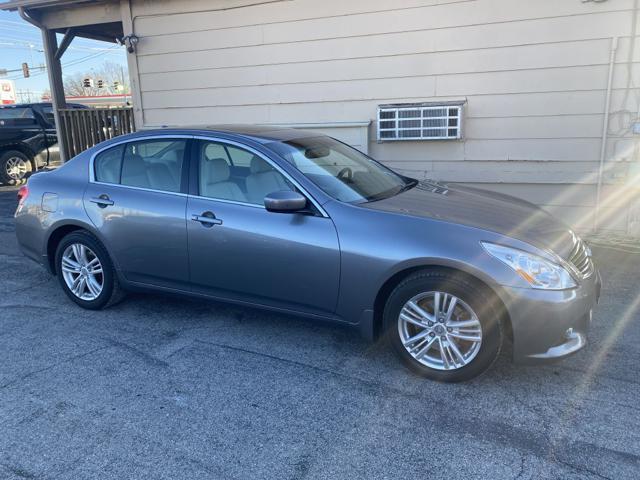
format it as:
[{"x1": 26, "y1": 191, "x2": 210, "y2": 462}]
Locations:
[
  {"x1": 527, "y1": 325, "x2": 587, "y2": 360},
  {"x1": 498, "y1": 269, "x2": 601, "y2": 363}
]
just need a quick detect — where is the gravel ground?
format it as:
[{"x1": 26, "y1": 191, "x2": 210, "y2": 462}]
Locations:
[{"x1": 0, "y1": 185, "x2": 639, "y2": 480}]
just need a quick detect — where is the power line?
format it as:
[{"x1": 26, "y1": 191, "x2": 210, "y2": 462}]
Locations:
[
  {"x1": 0, "y1": 19, "x2": 38, "y2": 27},
  {"x1": 0, "y1": 44, "x2": 42, "y2": 51},
  {"x1": 0, "y1": 26, "x2": 40, "y2": 34},
  {"x1": 4, "y1": 45, "x2": 121, "y2": 80},
  {"x1": 0, "y1": 35, "x2": 119, "y2": 52}
]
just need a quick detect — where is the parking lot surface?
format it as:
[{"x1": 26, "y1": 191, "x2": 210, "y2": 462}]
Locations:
[{"x1": 1, "y1": 185, "x2": 639, "y2": 479}]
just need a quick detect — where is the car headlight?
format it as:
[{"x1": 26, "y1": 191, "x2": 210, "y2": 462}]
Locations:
[{"x1": 481, "y1": 242, "x2": 577, "y2": 290}]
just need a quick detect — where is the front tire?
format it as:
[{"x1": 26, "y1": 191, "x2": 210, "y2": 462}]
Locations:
[
  {"x1": 55, "y1": 231, "x2": 124, "y2": 309},
  {"x1": 384, "y1": 270, "x2": 503, "y2": 382}
]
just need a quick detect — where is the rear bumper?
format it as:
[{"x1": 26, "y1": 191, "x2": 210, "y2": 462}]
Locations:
[{"x1": 498, "y1": 269, "x2": 601, "y2": 363}]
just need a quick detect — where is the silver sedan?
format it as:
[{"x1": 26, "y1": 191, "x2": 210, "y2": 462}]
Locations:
[{"x1": 14, "y1": 126, "x2": 600, "y2": 382}]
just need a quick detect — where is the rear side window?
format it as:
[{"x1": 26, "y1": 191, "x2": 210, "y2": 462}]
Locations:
[
  {"x1": 94, "y1": 139, "x2": 187, "y2": 193},
  {"x1": 0, "y1": 106, "x2": 38, "y2": 126},
  {"x1": 0, "y1": 106, "x2": 35, "y2": 120},
  {"x1": 94, "y1": 144, "x2": 124, "y2": 184}
]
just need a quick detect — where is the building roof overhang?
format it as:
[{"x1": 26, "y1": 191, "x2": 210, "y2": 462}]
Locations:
[
  {"x1": 0, "y1": 0, "x2": 89, "y2": 11},
  {"x1": 0, "y1": 0, "x2": 123, "y2": 42}
]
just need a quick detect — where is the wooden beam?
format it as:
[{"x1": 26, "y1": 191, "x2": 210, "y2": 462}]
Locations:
[
  {"x1": 54, "y1": 27, "x2": 75, "y2": 60},
  {"x1": 120, "y1": 0, "x2": 143, "y2": 128},
  {"x1": 37, "y1": 0, "x2": 121, "y2": 30},
  {"x1": 42, "y1": 28, "x2": 68, "y2": 161},
  {"x1": 19, "y1": 6, "x2": 68, "y2": 161}
]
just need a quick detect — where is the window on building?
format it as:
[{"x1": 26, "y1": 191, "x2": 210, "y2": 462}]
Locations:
[{"x1": 377, "y1": 103, "x2": 463, "y2": 141}]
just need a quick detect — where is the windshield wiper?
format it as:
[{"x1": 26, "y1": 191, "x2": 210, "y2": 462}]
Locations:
[
  {"x1": 397, "y1": 178, "x2": 418, "y2": 194},
  {"x1": 362, "y1": 179, "x2": 418, "y2": 203}
]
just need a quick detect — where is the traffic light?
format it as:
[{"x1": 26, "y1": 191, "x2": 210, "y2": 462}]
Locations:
[
  {"x1": 83, "y1": 78, "x2": 93, "y2": 88},
  {"x1": 97, "y1": 79, "x2": 104, "y2": 89},
  {"x1": 21, "y1": 63, "x2": 29, "y2": 78},
  {"x1": 113, "y1": 80, "x2": 121, "y2": 91}
]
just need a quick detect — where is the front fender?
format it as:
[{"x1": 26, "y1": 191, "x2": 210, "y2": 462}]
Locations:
[
  {"x1": 325, "y1": 200, "x2": 530, "y2": 331},
  {"x1": 380, "y1": 256, "x2": 504, "y2": 293}
]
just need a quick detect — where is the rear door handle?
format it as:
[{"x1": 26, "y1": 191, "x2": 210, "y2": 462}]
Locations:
[
  {"x1": 191, "y1": 212, "x2": 223, "y2": 227},
  {"x1": 89, "y1": 195, "x2": 114, "y2": 207}
]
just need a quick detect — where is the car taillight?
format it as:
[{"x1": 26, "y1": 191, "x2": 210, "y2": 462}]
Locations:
[{"x1": 17, "y1": 185, "x2": 29, "y2": 207}]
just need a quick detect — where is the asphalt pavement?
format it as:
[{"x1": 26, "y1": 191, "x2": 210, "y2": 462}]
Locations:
[{"x1": 0, "y1": 184, "x2": 639, "y2": 479}]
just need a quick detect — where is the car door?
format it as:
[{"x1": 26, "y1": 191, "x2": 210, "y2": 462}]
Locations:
[
  {"x1": 186, "y1": 138, "x2": 340, "y2": 316},
  {"x1": 83, "y1": 137, "x2": 191, "y2": 289}
]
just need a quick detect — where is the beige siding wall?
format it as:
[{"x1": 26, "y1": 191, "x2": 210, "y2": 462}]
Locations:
[{"x1": 128, "y1": 0, "x2": 639, "y2": 234}]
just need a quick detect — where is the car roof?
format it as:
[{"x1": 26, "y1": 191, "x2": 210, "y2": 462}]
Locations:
[
  {"x1": 0, "y1": 103, "x2": 42, "y2": 109},
  {"x1": 0, "y1": 102, "x2": 51, "y2": 108},
  {"x1": 0, "y1": 102, "x2": 86, "y2": 109},
  {"x1": 133, "y1": 125, "x2": 322, "y2": 144}
]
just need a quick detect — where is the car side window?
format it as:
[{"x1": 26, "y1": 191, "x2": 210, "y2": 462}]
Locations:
[
  {"x1": 94, "y1": 144, "x2": 124, "y2": 184},
  {"x1": 94, "y1": 139, "x2": 186, "y2": 193},
  {"x1": 41, "y1": 106, "x2": 55, "y2": 125},
  {"x1": 198, "y1": 141, "x2": 294, "y2": 205},
  {"x1": 226, "y1": 145, "x2": 254, "y2": 167},
  {"x1": 0, "y1": 106, "x2": 38, "y2": 126},
  {"x1": 203, "y1": 143, "x2": 231, "y2": 166}
]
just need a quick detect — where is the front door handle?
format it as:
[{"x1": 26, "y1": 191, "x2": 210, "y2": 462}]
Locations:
[
  {"x1": 191, "y1": 212, "x2": 223, "y2": 227},
  {"x1": 89, "y1": 195, "x2": 114, "y2": 207}
]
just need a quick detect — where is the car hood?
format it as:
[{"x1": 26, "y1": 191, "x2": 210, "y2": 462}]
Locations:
[{"x1": 360, "y1": 180, "x2": 575, "y2": 259}]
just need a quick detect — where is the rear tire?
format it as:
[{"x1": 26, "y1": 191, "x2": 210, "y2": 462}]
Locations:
[
  {"x1": 0, "y1": 150, "x2": 31, "y2": 185},
  {"x1": 55, "y1": 231, "x2": 125, "y2": 309},
  {"x1": 383, "y1": 269, "x2": 503, "y2": 382}
]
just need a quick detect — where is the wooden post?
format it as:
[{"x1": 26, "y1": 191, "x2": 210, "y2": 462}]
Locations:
[
  {"x1": 41, "y1": 28, "x2": 68, "y2": 161},
  {"x1": 120, "y1": 0, "x2": 144, "y2": 129},
  {"x1": 18, "y1": 7, "x2": 69, "y2": 161}
]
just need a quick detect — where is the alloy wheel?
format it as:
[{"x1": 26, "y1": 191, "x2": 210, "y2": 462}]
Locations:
[
  {"x1": 5, "y1": 156, "x2": 28, "y2": 181},
  {"x1": 398, "y1": 291, "x2": 483, "y2": 370},
  {"x1": 61, "y1": 243, "x2": 104, "y2": 301}
]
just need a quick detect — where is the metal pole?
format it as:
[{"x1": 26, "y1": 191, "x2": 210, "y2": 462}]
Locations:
[{"x1": 594, "y1": 36, "x2": 618, "y2": 232}]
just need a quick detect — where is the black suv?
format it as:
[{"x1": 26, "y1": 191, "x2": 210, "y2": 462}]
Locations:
[{"x1": 0, "y1": 102, "x2": 86, "y2": 184}]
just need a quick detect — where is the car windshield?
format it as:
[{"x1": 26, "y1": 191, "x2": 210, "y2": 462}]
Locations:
[{"x1": 266, "y1": 136, "x2": 415, "y2": 203}]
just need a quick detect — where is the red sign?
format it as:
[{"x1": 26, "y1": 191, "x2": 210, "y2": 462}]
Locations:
[{"x1": 0, "y1": 80, "x2": 15, "y2": 104}]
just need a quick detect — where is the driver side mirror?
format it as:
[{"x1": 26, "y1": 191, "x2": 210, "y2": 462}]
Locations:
[{"x1": 264, "y1": 190, "x2": 307, "y2": 213}]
